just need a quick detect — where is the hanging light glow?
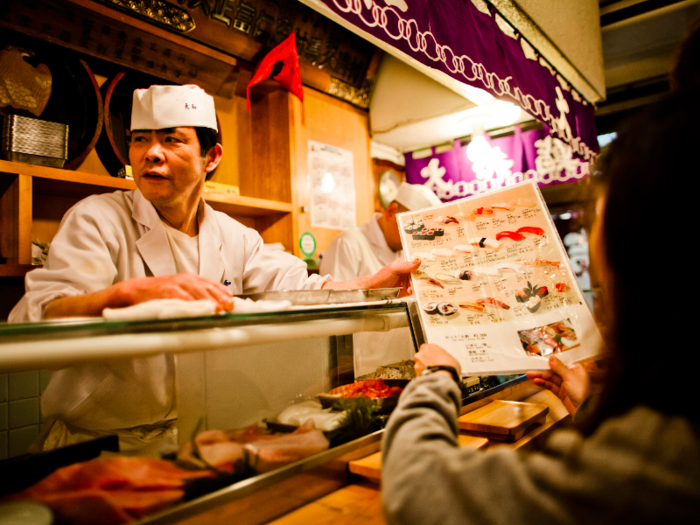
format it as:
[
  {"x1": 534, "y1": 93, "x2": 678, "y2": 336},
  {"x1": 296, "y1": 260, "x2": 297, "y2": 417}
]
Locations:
[
  {"x1": 490, "y1": 100, "x2": 522, "y2": 127},
  {"x1": 466, "y1": 135, "x2": 491, "y2": 164}
]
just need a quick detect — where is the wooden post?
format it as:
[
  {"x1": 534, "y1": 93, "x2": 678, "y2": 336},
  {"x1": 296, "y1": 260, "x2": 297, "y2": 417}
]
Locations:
[
  {"x1": 0, "y1": 173, "x2": 32, "y2": 265},
  {"x1": 247, "y1": 88, "x2": 293, "y2": 203}
]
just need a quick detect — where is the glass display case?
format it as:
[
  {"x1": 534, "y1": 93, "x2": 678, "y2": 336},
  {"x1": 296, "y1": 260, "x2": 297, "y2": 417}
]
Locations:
[{"x1": 0, "y1": 301, "x2": 527, "y2": 524}]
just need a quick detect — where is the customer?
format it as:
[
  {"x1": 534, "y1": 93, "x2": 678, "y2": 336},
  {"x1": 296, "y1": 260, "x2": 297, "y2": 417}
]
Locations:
[{"x1": 381, "y1": 90, "x2": 700, "y2": 524}]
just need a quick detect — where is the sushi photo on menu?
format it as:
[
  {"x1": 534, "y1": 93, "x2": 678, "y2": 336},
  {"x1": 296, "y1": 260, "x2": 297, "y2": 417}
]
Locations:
[{"x1": 397, "y1": 180, "x2": 603, "y2": 376}]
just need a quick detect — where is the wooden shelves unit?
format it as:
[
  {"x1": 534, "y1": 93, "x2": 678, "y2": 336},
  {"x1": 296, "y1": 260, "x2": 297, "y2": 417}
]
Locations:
[
  {"x1": 0, "y1": 159, "x2": 294, "y2": 277},
  {"x1": 0, "y1": 0, "x2": 368, "y2": 283}
]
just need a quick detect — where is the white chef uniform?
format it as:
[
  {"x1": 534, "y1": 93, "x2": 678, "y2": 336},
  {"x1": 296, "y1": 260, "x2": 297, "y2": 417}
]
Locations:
[
  {"x1": 319, "y1": 212, "x2": 398, "y2": 281},
  {"x1": 319, "y1": 183, "x2": 442, "y2": 378},
  {"x1": 320, "y1": 182, "x2": 441, "y2": 280},
  {"x1": 10, "y1": 189, "x2": 330, "y2": 449}
]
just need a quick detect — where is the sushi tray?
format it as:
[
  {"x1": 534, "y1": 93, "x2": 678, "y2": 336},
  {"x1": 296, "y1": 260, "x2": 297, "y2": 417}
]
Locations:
[
  {"x1": 317, "y1": 379, "x2": 409, "y2": 414},
  {"x1": 236, "y1": 288, "x2": 401, "y2": 306}
]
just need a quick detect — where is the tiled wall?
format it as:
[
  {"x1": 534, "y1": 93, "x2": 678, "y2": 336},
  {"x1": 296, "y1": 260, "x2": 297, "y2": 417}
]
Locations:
[{"x1": 0, "y1": 370, "x2": 51, "y2": 460}]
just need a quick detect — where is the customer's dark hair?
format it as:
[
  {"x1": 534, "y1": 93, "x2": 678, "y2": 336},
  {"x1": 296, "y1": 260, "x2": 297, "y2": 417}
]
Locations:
[
  {"x1": 671, "y1": 15, "x2": 700, "y2": 90},
  {"x1": 583, "y1": 90, "x2": 699, "y2": 433}
]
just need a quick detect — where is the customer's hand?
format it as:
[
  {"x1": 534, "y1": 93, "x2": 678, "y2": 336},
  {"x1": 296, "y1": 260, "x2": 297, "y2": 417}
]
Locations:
[
  {"x1": 527, "y1": 356, "x2": 590, "y2": 415},
  {"x1": 414, "y1": 344, "x2": 462, "y2": 378}
]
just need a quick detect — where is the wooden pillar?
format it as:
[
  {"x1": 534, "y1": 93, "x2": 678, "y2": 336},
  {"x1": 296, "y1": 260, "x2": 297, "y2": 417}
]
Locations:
[
  {"x1": 0, "y1": 173, "x2": 32, "y2": 265},
  {"x1": 246, "y1": 89, "x2": 293, "y2": 203}
]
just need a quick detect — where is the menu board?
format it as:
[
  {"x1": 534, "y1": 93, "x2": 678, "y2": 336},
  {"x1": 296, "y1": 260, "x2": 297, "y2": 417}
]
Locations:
[
  {"x1": 308, "y1": 140, "x2": 356, "y2": 230},
  {"x1": 397, "y1": 181, "x2": 603, "y2": 375}
]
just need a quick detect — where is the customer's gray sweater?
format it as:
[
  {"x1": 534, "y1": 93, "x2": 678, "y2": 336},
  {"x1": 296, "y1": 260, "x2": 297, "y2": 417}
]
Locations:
[{"x1": 382, "y1": 375, "x2": 700, "y2": 525}]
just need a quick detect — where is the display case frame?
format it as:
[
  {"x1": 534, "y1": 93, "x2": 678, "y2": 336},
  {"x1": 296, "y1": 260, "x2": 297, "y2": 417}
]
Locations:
[{"x1": 0, "y1": 302, "x2": 528, "y2": 524}]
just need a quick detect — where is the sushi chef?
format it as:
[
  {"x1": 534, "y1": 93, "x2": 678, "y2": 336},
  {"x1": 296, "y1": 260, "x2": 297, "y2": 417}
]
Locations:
[
  {"x1": 320, "y1": 182, "x2": 441, "y2": 280},
  {"x1": 9, "y1": 84, "x2": 419, "y2": 450},
  {"x1": 320, "y1": 182, "x2": 440, "y2": 378}
]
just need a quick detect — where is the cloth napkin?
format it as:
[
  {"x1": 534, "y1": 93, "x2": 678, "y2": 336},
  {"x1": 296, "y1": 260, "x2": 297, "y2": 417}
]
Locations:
[{"x1": 103, "y1": 299, "x2": 217, "y2": 320}]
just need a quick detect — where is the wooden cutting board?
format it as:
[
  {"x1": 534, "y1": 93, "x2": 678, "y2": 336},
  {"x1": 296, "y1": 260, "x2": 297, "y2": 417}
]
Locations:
[
  {"x1": 457, "y1": 400, "x2": 549, "y2": 442},
  {"x1": 348, "y1": 435, "x2": 488, "y2": 483}
]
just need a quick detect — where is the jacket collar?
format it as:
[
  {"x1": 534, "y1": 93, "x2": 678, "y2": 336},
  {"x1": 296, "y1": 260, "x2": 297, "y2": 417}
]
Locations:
[
  {"x1": 133, "y1": 189, "x2": 177, "y2": 277},
  {"x1": 197, "y1": 201, "x2": 225, "y2": 283},
  {"x1": 132, "y1": 189, "x2": 224, "y2": 282}
]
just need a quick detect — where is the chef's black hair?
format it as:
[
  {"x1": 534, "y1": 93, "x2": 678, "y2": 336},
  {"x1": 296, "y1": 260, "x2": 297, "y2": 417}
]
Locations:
[
  {"x1": 580, "y1": 89, "x2": 698, "y2": 434},
  {"x1": 194, "y1": 127, "x2": 221, "y2": 181}
]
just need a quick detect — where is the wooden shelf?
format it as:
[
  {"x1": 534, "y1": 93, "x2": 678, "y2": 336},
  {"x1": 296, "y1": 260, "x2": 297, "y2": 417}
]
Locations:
[
  {"x1": 205, "y1": 192, "x2": 293, "y2": 217},
  {"x1": 0, "y1": 264, "x2": 36, "y2": 278},
  {"x1": 0, "y1": 0, "x2": 240, "y2": 97},
  {"x1": 0, "y1": 159, "x2": 292, "y2": 217}
]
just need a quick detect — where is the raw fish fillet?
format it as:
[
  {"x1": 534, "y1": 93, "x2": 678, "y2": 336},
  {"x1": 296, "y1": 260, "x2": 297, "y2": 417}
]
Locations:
[
  {"x1": 179, "y1": 419, "x2": 332, "y2": 475},
  {"x1": 2, "y1": 457, "x2": 212, "y2": 525},
  {"x1": 39, "y1": 489, "x2": 184, "y2": 524},
  {"x1": 245, "y1": 420, "x2": 330, "y2": 473},
  {"x1": 227, "y1": 424, "x2": 282, "y2": 443},
  {"x1": 277, "y1": 401, "x2": 345, "y2": 431},
  {"x1": 177, "y1": 432, "x2": 245, "y2": 471},
  {"x1": 17, "y1": 457, "x2": 211, "y2": 493}
]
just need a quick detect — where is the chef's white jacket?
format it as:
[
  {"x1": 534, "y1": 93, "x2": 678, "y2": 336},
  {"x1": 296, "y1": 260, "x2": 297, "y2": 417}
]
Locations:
[
  {"x1": 320, "y1": 213, "x2": 401, "y2": 281},
  {"x1": 319, "y1": 213, "x2": 414, "y2": 378},
  {"x1": 9, "y1": 189, "x2": 330, "y2": 438}
]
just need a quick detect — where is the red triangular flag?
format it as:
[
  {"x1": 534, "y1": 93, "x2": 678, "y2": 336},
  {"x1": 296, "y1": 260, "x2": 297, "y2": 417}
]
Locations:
[{"x1": 247, "y1": 33, "x2": 304, "y2": 111}]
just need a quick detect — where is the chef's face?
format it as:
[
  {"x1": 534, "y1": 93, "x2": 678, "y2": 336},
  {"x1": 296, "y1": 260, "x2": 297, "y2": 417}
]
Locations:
[
  {"x1": 385, "y1": 202, "x2": 408, "y2": 251},
  {"x1": 129, "y1": 127, "x2": 221, "y2": 210}
]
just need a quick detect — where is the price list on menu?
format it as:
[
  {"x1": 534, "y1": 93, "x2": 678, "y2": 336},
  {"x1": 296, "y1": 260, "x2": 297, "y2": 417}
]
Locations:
[{"x1": 397, "y1": 181, "x2": 603, "y2": 375}]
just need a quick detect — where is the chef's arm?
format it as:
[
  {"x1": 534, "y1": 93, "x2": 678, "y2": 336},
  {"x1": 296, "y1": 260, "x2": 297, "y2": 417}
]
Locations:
[
  {"x1": 321, "y1": 258, "x2": 420, "y2": 297},
  {"x1": 44, "y1": 274, "x2": 233, "y2": 319}
]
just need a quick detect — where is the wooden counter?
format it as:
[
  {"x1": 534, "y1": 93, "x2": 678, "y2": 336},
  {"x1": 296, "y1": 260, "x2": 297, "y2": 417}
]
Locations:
[{"x1": 267, "y1": 481, "x2": 386, "y2": 525}]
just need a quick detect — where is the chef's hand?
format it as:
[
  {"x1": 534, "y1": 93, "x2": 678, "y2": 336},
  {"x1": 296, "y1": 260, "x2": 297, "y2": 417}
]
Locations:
[
  {"x1": 368, "y1": 258, "x2": 421, "y2": 297},
  {"x1": 526, "y1": 356, "x2": 590, "y2": 415},
  {"x1": 45, "y1": 273, "x2": 233, "y2": 318},
  {"x1": 414, "y1": 344, "x2": 462, "y2": 378},
  {"x1": 115, "y1": 274, "x2": 234, "y2": 312},
  {"x1": 322, "y1": 258, "x2": 421, "y2": 297}
]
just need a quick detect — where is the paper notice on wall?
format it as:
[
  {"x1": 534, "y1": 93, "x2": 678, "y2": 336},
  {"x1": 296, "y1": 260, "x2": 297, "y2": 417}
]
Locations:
[
  {"x1": 308, "y1": 140, "x2": 356, "y2": 230},
  {"x1": 397, "y1": 180, "x2": 603, "y2": 376}
]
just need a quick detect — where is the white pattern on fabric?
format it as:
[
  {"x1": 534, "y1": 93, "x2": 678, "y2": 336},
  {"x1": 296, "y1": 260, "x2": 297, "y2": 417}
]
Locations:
[{"x1": 329, "y1": 0, "x2": 596, "y2": 160}]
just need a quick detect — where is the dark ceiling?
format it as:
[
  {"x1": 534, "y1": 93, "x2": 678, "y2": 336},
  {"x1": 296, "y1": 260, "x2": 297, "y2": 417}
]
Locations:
[{"x1": 596, "y1": 0, "x2": 698, "y2": 133}]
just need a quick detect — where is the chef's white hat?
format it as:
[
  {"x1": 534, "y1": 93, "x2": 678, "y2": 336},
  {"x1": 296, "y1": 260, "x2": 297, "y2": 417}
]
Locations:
[
  {"x1": 131, "y1": 85, "x2": 218, "y2": 132},
  {"x1": 394, "y1": 182, "x2": 442, "y2": 210}
]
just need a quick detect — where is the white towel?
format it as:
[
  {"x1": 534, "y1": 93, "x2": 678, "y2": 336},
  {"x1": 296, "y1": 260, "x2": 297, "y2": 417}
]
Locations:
[
  {"x1": 232, "y1": 296, "x2": 292, "y2": 313},
  {"x1": 103, "y1": 299, "x2": 218, "y2": 320}
]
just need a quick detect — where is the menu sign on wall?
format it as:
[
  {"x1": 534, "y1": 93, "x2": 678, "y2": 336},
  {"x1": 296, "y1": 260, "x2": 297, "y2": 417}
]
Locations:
[
  {"x1": 308, "y1": 140, "x2": 356, "y2": 230},
  {"x1": 397, "y1": 181, "x2": 602, "y2": 375}
]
